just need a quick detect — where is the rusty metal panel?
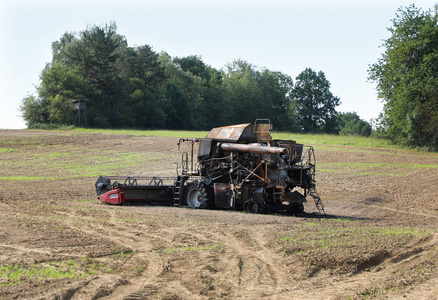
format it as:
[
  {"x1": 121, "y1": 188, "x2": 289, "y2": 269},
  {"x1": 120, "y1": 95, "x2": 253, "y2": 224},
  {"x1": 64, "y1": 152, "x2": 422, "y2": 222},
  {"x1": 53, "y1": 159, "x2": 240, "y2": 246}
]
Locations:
[
  {"x1": 198, "y1": 138, "x2": 213, "y2": 159},
  {"x1": 254, "y1": 123, "x2": 272, "y2": 142},
  {"x1": 205, "y1": 123, "x2": 251, "y2": 141},
  {"x1": 214, "y1": 183, "x2": 234, "y2": 208}
]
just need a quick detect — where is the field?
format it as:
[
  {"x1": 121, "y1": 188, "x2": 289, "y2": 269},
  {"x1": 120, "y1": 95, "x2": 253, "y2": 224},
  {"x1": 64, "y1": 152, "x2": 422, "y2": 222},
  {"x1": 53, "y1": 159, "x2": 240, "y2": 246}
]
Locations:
[{"x1": 0, "y1": 129, "x2": 437, "y2": 299}]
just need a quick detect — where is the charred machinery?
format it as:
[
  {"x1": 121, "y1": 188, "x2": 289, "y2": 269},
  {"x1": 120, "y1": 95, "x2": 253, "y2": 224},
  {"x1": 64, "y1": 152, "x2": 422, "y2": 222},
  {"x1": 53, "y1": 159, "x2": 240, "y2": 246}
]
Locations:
[{"x1": 95, "y1": 120, "x2": 325, "y2": 214}]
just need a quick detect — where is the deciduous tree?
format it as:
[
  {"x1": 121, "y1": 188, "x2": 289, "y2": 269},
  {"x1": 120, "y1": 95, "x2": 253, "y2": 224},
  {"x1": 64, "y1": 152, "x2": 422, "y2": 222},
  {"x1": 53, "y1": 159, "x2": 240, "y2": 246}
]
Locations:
[
  {"x1": 369, "y1": 5, "x2": 438, "y2": 149},
  {"x1": 293, "y1": 68, "x2": 340, "y2": 133},
  {"x1": 337, "y1": 112, "x2": 372, "y2": 137}
]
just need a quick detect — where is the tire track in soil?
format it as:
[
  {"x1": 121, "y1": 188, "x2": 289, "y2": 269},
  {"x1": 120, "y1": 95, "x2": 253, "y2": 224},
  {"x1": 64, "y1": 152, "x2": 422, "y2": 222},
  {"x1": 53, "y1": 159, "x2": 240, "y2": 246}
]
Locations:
[
  {"x1": 275, "y1": 233, "x2": 438, "y2": 299},
  {"x1": 51, "y1": 208, "x2": 167, "y2": 300},
  {"x1": 0, "y1": 243, "x2": 84, "y2": 258},
  {"x1": 100, "y1": 225, "x2": 230, "y2": 300},
  {"x1": 53, "y1": 202, "x2": 437, "y2": 300},
  {"x1": 55, "y1": 205, "x2": 438, "y2": 300},
  {"x1": 219, "y1": 229, "x2": 287, "y2": 299},
  {"x1": 328, "y1": 200, "x2": 438, "y2": 221},
  {"x1": 106, "y1": 224, "x2": 287, "y2": 299},
  {"x1": 64, "y1": 211, "x2": 218, "y2": 299},
  {"x1": 51, "y1": 205, "x2": 209, "y2": 299}
]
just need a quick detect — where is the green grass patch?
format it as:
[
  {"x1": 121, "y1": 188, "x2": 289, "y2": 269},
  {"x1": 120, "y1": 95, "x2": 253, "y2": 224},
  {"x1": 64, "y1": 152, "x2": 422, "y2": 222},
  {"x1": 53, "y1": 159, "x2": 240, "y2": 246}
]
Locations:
[
  {"x1": 165, "y1": 243, "x2": 224, "y2": 254},
  {"x1": 25, "y1": 127, "x2": 438, "y2": 152},
  {"x1": 322, "y1": 162, "x2": 438, "y2": 169},
  {"x1": 403, "y1": 163, "x2": 438, "y2": 168},
  {"x1": 314, "y1": 146, "x2": 437, "y2": 158},
  {"x1": 0, "y1": 147, "x2": 165, "y2": 179},
  {"x1": 358, "y1": 172, "x2": 407, "y2": 177},
  {"x1": 0, "y1": 176, "x2": 56, "y2": 181},
  {"x1": 88, "y1": 128, "x2": 392, "y2": 148},
  {"x1": 0, "y1": 263, "x2": 84, "y2": 286},
  {"x1": 49, "y1": 127, "x2": 399, "y2": 149},
  {"x1": 373, "y1": 227, "x2": 430, "y2": 236},
  {"x1": 0, "y1": 174, "x2": 112, "y2": 181},
  {"x1": 305, "y1": 222, "x2": 318, "y2": 226},
  {"x1": 272, "y1": 132, "x2": 395, "y2": 148},
  {"x1": 32, "y1": 152, "x2": 72, "y2": 159},
  {"x1": 71, "y1": 127, "x2": 209, "y2": 138},
  {"x1": 73, "y1": 198, "x2": 95, "y2": 203},
  {"x1": 57, "y1": 152, "x2": 162, "y2": 177},
  {"x1": 0, "y1": 148, "x2": 19, "y2": 152},
  {"x1": 317, "y1": 168, "x2": 337, "y2": 173}
]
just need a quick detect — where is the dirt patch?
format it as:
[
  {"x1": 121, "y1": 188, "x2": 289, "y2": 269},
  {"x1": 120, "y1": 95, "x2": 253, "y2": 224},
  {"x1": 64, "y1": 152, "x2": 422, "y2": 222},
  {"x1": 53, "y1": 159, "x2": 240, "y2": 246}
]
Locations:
[{"x1": 0, "y1": 129, "x2": 437, "y2": 299}]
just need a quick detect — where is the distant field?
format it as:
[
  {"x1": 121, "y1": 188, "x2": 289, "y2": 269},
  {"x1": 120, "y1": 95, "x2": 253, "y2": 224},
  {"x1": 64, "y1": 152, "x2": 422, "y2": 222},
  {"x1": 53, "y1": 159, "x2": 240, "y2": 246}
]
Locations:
[{"x1": 72, "y1": 127, "x2": 396, "y2": 149}]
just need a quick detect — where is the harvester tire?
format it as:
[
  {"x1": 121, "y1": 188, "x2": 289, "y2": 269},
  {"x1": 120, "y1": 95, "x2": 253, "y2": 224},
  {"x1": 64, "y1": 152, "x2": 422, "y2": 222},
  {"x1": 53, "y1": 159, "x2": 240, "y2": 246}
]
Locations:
[
  {"x1": 289, "y1": 202, "x2": 304, "y2": 214},
  {"x1": 244, "y1": 195, "x2": 266, "y2": 214},
  {"x1": 185, "y1": 181, "x2": 213, "y2": 209}
]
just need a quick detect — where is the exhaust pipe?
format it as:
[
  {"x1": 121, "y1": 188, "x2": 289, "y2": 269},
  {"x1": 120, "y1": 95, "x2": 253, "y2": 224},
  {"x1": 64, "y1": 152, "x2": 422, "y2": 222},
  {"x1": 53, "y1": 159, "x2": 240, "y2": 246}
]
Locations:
[{"x1": 220, "y1": 143, "x2": 288, "y2": 155}]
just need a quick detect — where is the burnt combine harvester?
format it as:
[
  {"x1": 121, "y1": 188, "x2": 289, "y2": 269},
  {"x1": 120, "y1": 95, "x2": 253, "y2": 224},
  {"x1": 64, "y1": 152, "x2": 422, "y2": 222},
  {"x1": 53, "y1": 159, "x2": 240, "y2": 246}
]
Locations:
[{"x1": 95, "y1": 120, "x2": 325, "y2": 214}]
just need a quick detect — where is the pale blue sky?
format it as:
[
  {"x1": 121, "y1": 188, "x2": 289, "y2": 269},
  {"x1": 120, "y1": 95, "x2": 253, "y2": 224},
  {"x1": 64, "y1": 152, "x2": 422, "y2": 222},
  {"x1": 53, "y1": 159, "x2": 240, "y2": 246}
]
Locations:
[{"x1": 1, "y1": 0, "x2": 437, "y2": 129}]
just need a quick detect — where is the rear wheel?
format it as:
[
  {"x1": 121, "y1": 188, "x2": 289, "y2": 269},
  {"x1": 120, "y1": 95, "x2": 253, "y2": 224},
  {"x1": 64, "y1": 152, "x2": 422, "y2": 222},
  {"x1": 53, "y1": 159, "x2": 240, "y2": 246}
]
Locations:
[
  {"x1": 244, "y1": 195, "x2": 266, "y2": 214},
  {"x1": 184, "y1": 182, "x2": 213, "y2": 209},
  {"x1": 289, "y1": 202, "x2": 304, "y2": 214}
]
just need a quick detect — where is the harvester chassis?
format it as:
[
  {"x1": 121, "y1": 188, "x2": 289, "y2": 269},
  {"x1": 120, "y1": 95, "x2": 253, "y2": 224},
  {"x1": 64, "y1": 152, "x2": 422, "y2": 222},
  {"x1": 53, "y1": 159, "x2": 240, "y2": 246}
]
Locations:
[{"x1": 95, "y1": 120, "x2": 325, "y2": 215}]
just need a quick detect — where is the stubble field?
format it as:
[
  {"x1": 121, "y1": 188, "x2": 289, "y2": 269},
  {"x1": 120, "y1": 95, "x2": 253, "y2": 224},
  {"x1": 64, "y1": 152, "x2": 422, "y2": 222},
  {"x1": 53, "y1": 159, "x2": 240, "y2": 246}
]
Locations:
[{"x1": 0, "y1": 129, "x2": 437, "y2": 299}]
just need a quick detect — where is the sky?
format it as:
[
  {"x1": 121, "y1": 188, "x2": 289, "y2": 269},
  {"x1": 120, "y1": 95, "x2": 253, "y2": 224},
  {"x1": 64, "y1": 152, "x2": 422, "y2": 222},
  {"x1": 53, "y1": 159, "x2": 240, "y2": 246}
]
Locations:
[{"x1": 1, "y1": 0, "x2": 437, "y2": 129}]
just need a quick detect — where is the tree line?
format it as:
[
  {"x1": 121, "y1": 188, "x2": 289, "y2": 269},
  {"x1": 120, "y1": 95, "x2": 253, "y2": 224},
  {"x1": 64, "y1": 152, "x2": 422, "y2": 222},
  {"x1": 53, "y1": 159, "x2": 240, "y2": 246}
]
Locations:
[
  {"x1": 21, "y1": 22, "x2": 371, "y2": 136},
  {"x1": 369, "y1": 5, "x2": 438, "y2": 150}
]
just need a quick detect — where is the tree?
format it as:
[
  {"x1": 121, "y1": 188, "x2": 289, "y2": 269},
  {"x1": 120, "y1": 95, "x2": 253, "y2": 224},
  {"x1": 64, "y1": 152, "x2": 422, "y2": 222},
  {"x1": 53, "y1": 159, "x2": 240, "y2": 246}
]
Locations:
[
  {"x1": 38, "y1": 62, "x2": 89, "y2": 100},
  {"x1": 60, "y1": 22, "x2": 128, "y2": 117},
  {"x1": 293, "y1": 68, "x2": 340, "y2": 133},
  {"x1": 161, "y1": 81, "x2": 193, "y2": 129},
  {"x1": 126, "y1": 77, "x2": 166, "y2": 128},
  {"x1": 258, "y1": 69, "x2": 297, "y2": 131},
  {"x1": 194, "y1": 65, "x2": 228, "y2": 129},
  {"x1": 20, "y1": 96, "x2": 46, "y2": 127},
  {"x1": 126, "y1": 45, "x2": 166, "y2": 89},
  {"x1": 21, "y1": 22, "x2": 341, "y2": 132},
  {"x1": 173, "y1": 55, "x2": 206, "y2": 77},
  {"x1": 223, "y1": 60, "x2": 263, "y2": 124},
  {"x1": 369, "y1": 5, "x2": 438, "y2": 149},
  {"x1": 123, "y1": 45, "x2": 167, "y2": 128},
  {"x1": 337, "y1": 112, "x2": 372, "y2": 137},
  {"x1": 222, "y1": 59, "x2": 297, "y2": 130}
]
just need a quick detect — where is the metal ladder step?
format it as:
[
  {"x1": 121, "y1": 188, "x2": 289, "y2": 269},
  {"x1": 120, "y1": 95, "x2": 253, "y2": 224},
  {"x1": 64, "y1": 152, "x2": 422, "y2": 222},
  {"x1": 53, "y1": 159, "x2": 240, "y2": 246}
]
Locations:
[
  {"x1": 309, "y1": 187, "x2": 326, "y2": 215},
  {"x1": 173, "y1": 176, "x2": 185, "y2": 206}
]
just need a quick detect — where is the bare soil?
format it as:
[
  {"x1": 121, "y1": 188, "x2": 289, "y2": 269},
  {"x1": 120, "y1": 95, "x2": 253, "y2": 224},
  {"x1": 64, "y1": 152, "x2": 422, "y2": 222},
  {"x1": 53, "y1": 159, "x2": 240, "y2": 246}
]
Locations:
[{"x1": 0, "y1": 129, "x2": 437, "y2": 299}]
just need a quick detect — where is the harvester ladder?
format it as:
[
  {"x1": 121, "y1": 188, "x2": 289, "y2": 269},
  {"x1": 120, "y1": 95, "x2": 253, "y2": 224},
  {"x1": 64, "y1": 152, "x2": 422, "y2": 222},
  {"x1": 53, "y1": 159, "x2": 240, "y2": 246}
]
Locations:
[
  {"x1": 181, "y1": 152, "x2": 189, "y2": 175},
  {"x1": 309, "y1": 187, "x2": 326, "y2": 215},
  {"x1": 173, "y1": 176, "x2": 186, "y2": 206}
]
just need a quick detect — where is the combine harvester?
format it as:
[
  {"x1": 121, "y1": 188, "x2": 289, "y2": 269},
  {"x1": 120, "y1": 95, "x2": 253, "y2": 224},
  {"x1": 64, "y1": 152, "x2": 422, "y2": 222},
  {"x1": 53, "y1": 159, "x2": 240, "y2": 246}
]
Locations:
[{"x1": 95, "y1": 120, "x2": 325, "y2": 214}]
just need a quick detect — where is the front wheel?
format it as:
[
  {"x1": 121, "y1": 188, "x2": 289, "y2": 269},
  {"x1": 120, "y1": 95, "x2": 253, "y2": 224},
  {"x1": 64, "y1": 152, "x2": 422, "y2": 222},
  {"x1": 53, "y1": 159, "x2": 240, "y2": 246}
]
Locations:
[{"x1": 184, "y1": 182, "x2": 213, "y2": 209}]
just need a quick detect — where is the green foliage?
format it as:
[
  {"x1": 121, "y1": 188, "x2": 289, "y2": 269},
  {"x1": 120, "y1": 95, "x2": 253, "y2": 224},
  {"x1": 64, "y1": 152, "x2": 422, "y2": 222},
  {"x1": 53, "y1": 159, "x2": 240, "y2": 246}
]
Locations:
[
  {"x1": 47, "y1": 95, "x2": 75, "y2": 124},
  {"x1": 22, "y1": 22, "x2": 353, "y2": 135},
  {"x1": 20, "y1": 93, "x2": 74, "y2": 128},
  {"x1": 293, "y1": 68, "x2": 341, "y2": 133},
  {"x1": 223, "y1": 59, "x2": 297, "y2": 131},
  {"x1": 369, "y1": 5, "x2": 438, "y2": 150},
  {"x1": 20, "y1": 96, "x2": 46, "y2": 127},
  {"x1": 337, "y1": 112, "x2": 372, "y2": 137},
  {"x1": 161, "y1": 80, "x2": 193, "y2": 129}
]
